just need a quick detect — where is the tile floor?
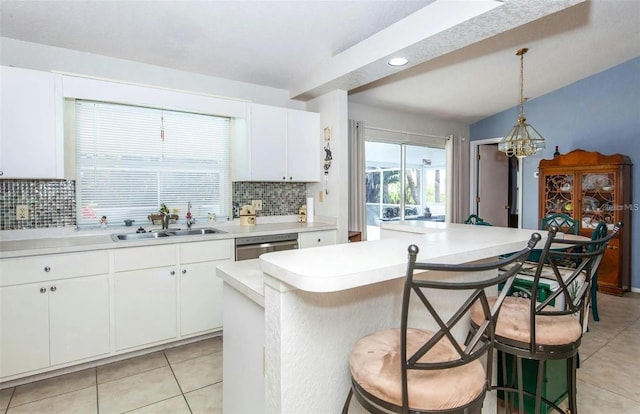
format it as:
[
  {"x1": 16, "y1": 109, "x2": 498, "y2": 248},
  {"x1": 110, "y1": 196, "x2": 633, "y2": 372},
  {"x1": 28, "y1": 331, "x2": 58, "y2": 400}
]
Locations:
[
  {"x1": 0, "y1": 293, "x2": 639, "y2": 414},
  {"x1": 0, "y1": 337, "x2": 222, "y2": 414}
]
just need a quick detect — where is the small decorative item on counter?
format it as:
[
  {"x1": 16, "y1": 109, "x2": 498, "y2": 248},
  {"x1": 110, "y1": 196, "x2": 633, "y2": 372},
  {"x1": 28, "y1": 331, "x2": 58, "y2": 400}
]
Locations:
[
  {"x1": 149, "y1": 203, "x2": 178, "y2": 224},
  {"x1": 298, "y1": 205, "x2": 307, "y2": 223},
  {"x1": 232, "y1": 202, "x2": 240, "y2": 218},
  {"x1": 123, "y1": 219, "x2": 135, "y2": 226},
  {"x1": 208, "y1": 212, "x2": 216, "y2": 223},
  {"x1": 239, "y1": 205, "x2": 256, "y2": 226},
  {"x1": 100, "y1": 216, "x2": 108, "y2": 229}
]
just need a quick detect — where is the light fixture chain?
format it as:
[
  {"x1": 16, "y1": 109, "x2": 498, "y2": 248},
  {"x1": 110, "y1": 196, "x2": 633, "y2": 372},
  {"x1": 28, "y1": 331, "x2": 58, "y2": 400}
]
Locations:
[{"x1": 519, "y1": 50, "x2": 525, "y2": 117}]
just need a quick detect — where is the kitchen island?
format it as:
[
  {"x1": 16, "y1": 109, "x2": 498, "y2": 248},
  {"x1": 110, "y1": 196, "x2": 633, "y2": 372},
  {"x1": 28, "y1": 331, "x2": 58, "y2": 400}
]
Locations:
[{"x1": 217, "y1": 222, "x2": 544, "y2": 413}]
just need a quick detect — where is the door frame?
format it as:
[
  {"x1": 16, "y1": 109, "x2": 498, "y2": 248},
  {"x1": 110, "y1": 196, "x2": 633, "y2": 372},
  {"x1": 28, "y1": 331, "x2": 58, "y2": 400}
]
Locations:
[{"x1": 469, "y1": 137, "x2": 523, "y2": 228}]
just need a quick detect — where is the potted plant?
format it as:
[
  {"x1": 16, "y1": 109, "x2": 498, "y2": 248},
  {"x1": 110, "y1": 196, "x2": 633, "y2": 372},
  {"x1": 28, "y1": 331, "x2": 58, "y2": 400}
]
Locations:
[{"x1": 148, "y1": 203, "x2": 179, "y2": 224}]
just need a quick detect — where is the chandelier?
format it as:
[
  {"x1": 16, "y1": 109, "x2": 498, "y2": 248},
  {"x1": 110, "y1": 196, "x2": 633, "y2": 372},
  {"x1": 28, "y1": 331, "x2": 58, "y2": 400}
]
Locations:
[{"x1": 498, "y1": 48, "x2": 545, "y2": 158}]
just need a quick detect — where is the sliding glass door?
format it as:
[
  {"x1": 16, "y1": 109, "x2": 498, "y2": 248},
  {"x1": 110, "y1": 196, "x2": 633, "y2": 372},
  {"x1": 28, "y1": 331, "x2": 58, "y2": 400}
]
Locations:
[{"x1": 365, "y1": 140, "x2": 446, "y2": 239}]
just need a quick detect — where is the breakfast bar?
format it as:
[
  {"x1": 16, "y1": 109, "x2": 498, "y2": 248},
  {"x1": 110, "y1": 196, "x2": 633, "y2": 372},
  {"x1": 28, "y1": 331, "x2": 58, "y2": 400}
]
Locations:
[{"x1": 217, "y1": 222, "x2": 544, "y2": 413}]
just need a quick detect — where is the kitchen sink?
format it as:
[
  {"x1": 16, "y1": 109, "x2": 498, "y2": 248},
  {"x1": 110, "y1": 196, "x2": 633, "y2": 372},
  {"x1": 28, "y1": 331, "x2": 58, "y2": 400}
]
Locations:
[
  {"x1": 112, "y1": 231, "x2": 171, "y2": 241},
  {"x1": 167, "y1": 228, "x2": 226, "y2": 236},
  {"x1": 112, "y1": 227, "x2": 225, "y2": 241}
]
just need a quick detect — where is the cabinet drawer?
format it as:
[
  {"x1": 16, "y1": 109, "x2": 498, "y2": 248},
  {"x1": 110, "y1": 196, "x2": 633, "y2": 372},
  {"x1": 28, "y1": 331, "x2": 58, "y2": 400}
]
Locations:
[
  {"x1": 0, "y1": 251, "x2": 109, "y2": 286},
  {"x1": 179, "y1": 240, "x2": 233, "y2": 264},
  {"x1": 298, "y1": 230, "x2": 337, "y2": 249},
  {"x1": 114, "y1": 244, "x2": 176, "y2": 272}
]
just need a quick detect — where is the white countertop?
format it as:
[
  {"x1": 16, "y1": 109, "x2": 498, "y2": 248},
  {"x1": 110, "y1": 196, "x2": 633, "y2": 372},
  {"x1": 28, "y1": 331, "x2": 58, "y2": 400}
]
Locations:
[
  {"x1": 260, "y1": 222, "x2": 545, "y2": 293},
  {"x1": 216, "y1": 259, "x2": 264, "y2": 307},
  {"x1": 0, "y1": 219, "x2": 336, "y2": 258}
]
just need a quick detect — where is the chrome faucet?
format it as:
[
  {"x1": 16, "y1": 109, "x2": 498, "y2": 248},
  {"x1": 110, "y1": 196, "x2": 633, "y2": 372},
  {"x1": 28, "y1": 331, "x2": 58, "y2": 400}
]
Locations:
[
  {"x1": 186, "y1": 201, "x2": 194, "y2": 230},
  {"x1": 162, "y1": 213, "x2": 170, "y2": 230}
]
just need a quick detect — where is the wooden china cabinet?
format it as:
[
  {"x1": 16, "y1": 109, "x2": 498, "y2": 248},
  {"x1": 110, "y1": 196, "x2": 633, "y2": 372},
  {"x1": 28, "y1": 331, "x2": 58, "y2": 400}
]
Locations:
[{"x1": 538, "y1": 149, "x2": 632, "y2": 295}]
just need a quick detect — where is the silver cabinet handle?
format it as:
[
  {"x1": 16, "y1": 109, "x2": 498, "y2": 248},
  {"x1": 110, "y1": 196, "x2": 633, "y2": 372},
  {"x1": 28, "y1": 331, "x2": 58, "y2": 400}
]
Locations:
[
  {"x1": 170, "y1": 270, "x2": 176, "y2": 276},
  {"x1": 182, "y1": 269, "x2": 187, "y2": 274},
  {"x1": 44, "y1": 266, "x2": 51, "y2": 272},
  {"x1": 40, "y1": 287, "x2": 47, "y2": 294},
  {"x1": 50, "y1": 286, "x2": 57, "y2": 292}
]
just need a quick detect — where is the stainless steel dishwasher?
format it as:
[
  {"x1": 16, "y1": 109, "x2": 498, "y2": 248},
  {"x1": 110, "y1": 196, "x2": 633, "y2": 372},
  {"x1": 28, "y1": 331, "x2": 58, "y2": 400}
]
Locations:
[{"x1": 235, "y1": 233, "x2": 299, "y2": 261}]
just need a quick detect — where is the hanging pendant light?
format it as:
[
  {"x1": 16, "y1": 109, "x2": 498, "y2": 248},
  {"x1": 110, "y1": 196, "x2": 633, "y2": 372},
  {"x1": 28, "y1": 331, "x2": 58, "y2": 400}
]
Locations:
[{"x1": 498, "y1": 48, "x2": 546, "y2": 158}]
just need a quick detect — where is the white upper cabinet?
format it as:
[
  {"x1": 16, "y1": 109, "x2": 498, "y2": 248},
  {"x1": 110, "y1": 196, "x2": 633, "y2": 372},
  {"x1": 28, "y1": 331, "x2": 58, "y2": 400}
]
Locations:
[
  {"x1": 234, "y1": 103, "x2": 320, "y2": 182},
  {"x1": 248, "y1": 104, "x2": 287, "y2": 181},
  {"x1": 0, "y1": 66, "x2": 64, "y2": 179},
  {"x1": 286, "y1": 109, "x2": 320, "y2": 182}
]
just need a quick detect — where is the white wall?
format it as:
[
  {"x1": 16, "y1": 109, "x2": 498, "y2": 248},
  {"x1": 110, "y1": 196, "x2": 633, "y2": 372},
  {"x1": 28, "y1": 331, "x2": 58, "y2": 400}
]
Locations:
[
  {"x1": 0, "y1": 37, "x2": 303, "y2": 109},
  {"x1": 306, "y1": 90, "x2": 349, "y2": 244}
]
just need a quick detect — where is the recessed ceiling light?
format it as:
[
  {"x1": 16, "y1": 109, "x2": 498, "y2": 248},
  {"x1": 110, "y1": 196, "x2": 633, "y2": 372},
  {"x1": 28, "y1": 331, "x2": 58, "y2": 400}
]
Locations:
[{"x1": 388, "y1": 57, "x2": 408, "y2": 67}]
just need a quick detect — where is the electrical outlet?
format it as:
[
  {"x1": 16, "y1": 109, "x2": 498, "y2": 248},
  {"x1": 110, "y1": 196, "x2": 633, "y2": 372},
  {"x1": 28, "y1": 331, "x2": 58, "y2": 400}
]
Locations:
[
  {"x1": 251, "y1": 200, "x2": 263, "y2": 210},
  {"x1": 16, "y1": 205, "x2": 29, "y2": 220}
]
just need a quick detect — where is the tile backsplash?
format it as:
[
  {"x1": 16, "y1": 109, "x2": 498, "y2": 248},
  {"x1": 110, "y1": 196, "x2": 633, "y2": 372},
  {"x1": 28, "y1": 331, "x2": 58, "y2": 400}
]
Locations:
[
  {"x1": 0, "y1": 180, "x2": 306, "y2": 230},
  {"x1": 232, "y1": 182, "x2": 307, "y2": 217},
  {"x1": 1, "y1": 180, "x2": 76, "y2": 230}
]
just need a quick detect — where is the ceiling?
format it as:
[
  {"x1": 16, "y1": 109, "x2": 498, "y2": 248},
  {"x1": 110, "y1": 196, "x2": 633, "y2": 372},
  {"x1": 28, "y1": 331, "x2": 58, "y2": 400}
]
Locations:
[{"x1": 1, "y1": 0, "x2": 639, "y2": 124}]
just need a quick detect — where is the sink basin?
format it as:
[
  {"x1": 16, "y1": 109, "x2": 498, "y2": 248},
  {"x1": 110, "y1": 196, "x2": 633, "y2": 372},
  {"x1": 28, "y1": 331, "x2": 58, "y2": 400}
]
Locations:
[
  {"x1": 112, "y1": 228, "x2": 225, "y2": 241},
  {"x1": 111, "y1": 231, "x2": 171, "y2": 241},
  {"x1": 167, "y1": 228, "x2": 225, "y2": 236}
]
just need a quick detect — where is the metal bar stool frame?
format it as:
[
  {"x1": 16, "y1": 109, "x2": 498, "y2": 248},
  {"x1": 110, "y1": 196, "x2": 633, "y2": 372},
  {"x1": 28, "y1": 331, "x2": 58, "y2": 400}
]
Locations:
[
  {"x1": 343, "y1": 233, "x2": 542, "y2": 414},
  {"x1": 488, "y1": 223, "x2": 622, "y2": 414}
]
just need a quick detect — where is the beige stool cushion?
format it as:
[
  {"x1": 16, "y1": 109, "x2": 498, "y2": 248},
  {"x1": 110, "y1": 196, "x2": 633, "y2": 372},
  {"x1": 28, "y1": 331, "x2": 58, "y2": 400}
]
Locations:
[
  {"x1": 470, "y1": 297, "x2": 582, "y2": 346},
  {"x1": 349, "y1": 328, "x2": 486, "y2": 411}
]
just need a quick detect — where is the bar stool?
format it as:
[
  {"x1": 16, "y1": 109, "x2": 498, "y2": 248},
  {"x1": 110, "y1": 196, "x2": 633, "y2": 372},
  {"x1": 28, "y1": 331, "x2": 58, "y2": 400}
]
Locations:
[
  {"x1": 470, "y1": 223, "x2": 621, "y2": 414},
  {"x1": 342, "y1": 233, "x2": 541, "y2": 414}
]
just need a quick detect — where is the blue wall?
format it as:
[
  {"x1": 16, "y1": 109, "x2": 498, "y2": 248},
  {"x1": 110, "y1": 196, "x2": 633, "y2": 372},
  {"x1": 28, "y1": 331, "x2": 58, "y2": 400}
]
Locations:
[{"x1": 471, "y1": 56, "x2": 640, "y2": 289}]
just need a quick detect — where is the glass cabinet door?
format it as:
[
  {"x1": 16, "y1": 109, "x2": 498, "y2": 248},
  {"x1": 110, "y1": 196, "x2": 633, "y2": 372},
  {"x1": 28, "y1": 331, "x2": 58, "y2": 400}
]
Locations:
[
  {"x1": 543, "y1": 174, "x2": 575, "y2": 217},
  {"x1": 580, "y1": 172, "x2": 615, "y2": 229}
]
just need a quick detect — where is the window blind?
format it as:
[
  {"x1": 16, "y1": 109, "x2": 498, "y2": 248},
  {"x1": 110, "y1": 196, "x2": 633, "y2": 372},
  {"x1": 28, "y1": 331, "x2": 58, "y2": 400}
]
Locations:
[{"x1": 76, "y1": 100, "x2": 230, "y2": 228}]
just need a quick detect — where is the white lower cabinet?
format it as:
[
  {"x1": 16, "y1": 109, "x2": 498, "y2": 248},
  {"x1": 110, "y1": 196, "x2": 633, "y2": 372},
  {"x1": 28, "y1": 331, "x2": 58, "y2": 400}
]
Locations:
[
  {"x1": 0, "y1": 283, "x2": 50, "y2": 377},
  {"x1": 0, "y1": 274, "x2": 110, "y2": 378},
  {"x1": 298, "y1": 229, "x2": 337, "y2": 248},
  {"x1": 114, "y1": 266, "x2": 177, "y2": 351},
  {"x1": 49, "y1": 275, "x2": 110, "y2": 365},
  {"x1": 113, "y1": 240, "x2": 232, "y2": 350},
  {"x1": 179, "y1": 261, "x2": 223, "y2": 336},
  {"x1": 179, "y1": 240, "x2": 233, "y2": 336},
  {"x1": 113, "y1": 245, "x2": 177, "y2": 351}
]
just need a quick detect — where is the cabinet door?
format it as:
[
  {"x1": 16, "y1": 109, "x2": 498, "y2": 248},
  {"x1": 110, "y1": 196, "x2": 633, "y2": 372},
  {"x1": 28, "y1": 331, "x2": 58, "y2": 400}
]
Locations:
[
  {"x1": 286, "y1": 109, "x2": 320, "y2": 182},
  {"x1": 578, "y1": 172, "x2": 616, "y2": 231},
  {"x1": 115, "y1": 267, "x2": 177, "y2": 350},
  {"x1": 541, "y1": 173, "x2": 576, "y2": 218},
  {"x1": 250, "y1": 104, "x2": 287, "y2": 181},
  {"x1": 0, "y1": 283, "x2": 50, "y2": 377},
  {"x1": 298, "y1": 230, "x2": 337, "y2": 249},
  {"x1": 180, "y1": 261, "x2": 224, "y2": 336},
  {"x1": 0, "y1": 66, "x2": 62, "y2": 179},
  {"x1": 49, "y1": 275, "x2": 110, "y2": 365}
]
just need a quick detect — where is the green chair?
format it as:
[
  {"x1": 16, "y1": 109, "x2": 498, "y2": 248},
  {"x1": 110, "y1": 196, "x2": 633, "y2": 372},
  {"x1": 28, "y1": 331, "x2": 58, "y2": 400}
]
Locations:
[
  {"x1": 540, "y1": 213, "x2": 579, "y2": 235},
  {"x1": 528, "y1": 213, "x2": 579, "y2": 263},
  {"x1": 464, "y1": 214, "x2": 493, "y2": 226},
  {"x1": 587, "y1": 222, "x2": 608, "y2": 322}
]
